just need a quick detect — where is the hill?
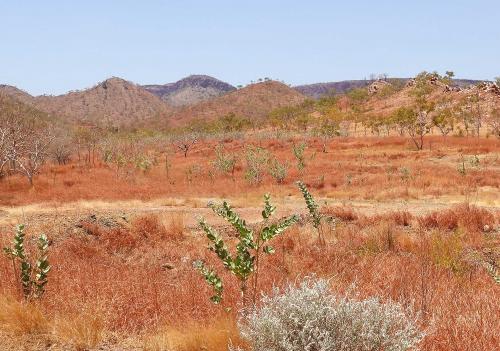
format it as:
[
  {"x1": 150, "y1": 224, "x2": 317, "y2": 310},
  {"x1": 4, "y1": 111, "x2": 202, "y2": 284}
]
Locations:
[
  {"x1": 167, "y1": 80, "x2": 307, "y2": 126},
  {"x1": 0, "y1": 84, "x2": 35, "y2": 105},
  {"x1": 295, "y1": 78, "x2": 486, "y2": 98},
  {"x1": 142, "y1": 75, "x2": 235, "y2": 107},
  {"x1": 32, "y1": 77, "x2": 172, "y2": 128}
]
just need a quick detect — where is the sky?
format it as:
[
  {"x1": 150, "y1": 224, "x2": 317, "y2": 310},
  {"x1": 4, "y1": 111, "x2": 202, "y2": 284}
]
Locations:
[{"x1": 1, "y1": 0, "x2": 499, "y2": 96}]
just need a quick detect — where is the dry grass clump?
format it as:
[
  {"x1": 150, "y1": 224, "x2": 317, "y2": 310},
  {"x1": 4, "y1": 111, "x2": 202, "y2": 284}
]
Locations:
[
  {"x1": 132, "y1": 214, "x2": 171, "y2": 240},
  {"x1": 144, "y1": 317, "x2": 245, "y2": 351},
  {"x1": 418, "y1": 204, "x2": 496, "y2": 232},
  {"x1": 0, "y1": 295, "x2": 48, "y2": 336},
  {"x1": 163, "y1": 212, "x2": 185, "y2": 240},
  {"x1": 52, "y1": 312, "x2": 105, "y2": 350},
  {"x1": 323, "y1": 205, "x2": 358, "y2": 221}
]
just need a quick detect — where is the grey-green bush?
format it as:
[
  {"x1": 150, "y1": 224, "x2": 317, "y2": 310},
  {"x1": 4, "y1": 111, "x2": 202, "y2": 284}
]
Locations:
[{"x1": 238, "y1": 278, "x2": 424, "y2": 351}]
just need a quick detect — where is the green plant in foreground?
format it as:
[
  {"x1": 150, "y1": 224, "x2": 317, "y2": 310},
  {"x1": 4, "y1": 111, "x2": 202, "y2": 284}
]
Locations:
[
  {"x1": 3, "y1": 224, "x2": 51, "y2": 301},
  {"x1": 297, "y1": 181, "x2": 326, "y2": 245},
  {"x1": 195, "y1": 194, "x2": 299, "y2": 306}
]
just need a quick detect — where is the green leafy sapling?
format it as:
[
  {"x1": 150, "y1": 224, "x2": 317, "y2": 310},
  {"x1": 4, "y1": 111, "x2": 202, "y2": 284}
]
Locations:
[
  {"x1": 268, "y1": 157, "x2": 289, "y2": 184},
  {"x1": 213, "y1": 144, "x2": 238, "y2": 180},
  {"x1": 3, "y1": 224, "x2": 51, "y2": 301},
  {"x1": 195, "y1": 194, "x2": 299, "y2": 307},
  {"x1": 292, "y1": 142, "x2": 307, "y2": 171},
  {"x1": 297, "y1": 181, "x2": 326, "y2": 245}
]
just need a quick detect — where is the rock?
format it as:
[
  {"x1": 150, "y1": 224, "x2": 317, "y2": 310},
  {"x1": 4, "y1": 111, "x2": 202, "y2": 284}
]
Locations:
[
  {"x1": 405, "y1": 78, "x2": 416, "y2": 88},
  {"x1": 483, "y1": 225, "x2": 491, "y2": 233},
  {"x1": 368, "y1": 79, "x2": 391, "y2": 94}
]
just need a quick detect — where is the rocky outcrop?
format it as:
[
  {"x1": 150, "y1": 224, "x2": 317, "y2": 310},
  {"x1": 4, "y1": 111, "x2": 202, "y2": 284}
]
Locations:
[{"x1": 368, "y1": 80, "x2": 392, "y2": 94}]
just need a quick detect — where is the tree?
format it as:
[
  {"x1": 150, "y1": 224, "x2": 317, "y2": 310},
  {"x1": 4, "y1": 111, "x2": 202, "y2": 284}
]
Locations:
[
  {"x1": 465, "y1": 92, "x2": 483, "y2": 137},
  {"x1": 487, "y1": 107, "x2": 500, "y2": 138},
  {"x1": 454, "y1": 97, "x2": 474, "y2": 137},
  {"x1": 73, "y1": 126, "x2": 101, "y2": 166},
  {"x1": 213, "y1": 144, "x2": 237, "y2": 180},
  {"x1": 402, "y1": 72, "x2": 438, "y2": 149},
  {"x1": 172, "y1": 132, "x2": 199, "y2": 157},
  {"x1": 50, "y1": 130, "x2": 73, "y2": 165},
  {"x1": 14, "y1": 129, "x2": 54, "y2": 186},
  {"x1": 432, "y1": 98, "x2": 455, "y2": 136},
  {"x1": 0, "y1": 96, "x2": 53, "y2": 185},
  {"x1": 495, "y1": 77, "x2": 500, "y2": 86},
  {"x1": 443, "y1": 71, "x2": 455, "y2": 85},
  {"x1": 432, "y1": 108, "x2": 455, "y2": 136},
  {"x1": 268, "y1": 106, "x2": 296, "y2": 131},
  {"x1": 216, "y1": 112, "x2": 251, "y2": 133},
  {"x1": 0, "y1": 125, "x2": 7, "y2": 178},
  {"x1": 392, "y1": 106, "x2": 431, "y2": 150},
  {"x1": 313, "y1": 110, "x2": 341, "y2": 152}
]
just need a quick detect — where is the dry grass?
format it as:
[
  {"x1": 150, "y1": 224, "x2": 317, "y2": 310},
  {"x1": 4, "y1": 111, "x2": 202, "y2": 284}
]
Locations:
[
  {"x1": 0, "y1": 135, "x2": 498, "y2": 350},
  {"x1": 418, "y1": 203, "x2": 496, "y2": 232},
  {"x1": 52, "y1": 312, "x2": 105, "y2": 350},
  {"x1": 144, "y1": 317, "x2": 245, "y2": 351},
  {"x1": 0, "y1": 204, "x2": 499, "y2": 350},
  {"x1": 0, "y1": 135, "x2": 498, "y2": 207},
  {"x1": 0, "y1": 295, "x2": 48, "y2": 336}
]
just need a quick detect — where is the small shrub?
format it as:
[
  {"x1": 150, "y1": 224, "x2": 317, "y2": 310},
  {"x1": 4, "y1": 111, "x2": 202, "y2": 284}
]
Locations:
[
  {"x1": 292, "y1": 142, "x2": 307, "y2": 171},
  {"x1": 165, "y1": 212, "x2": 185, "y2": 240},
  {"x1": 429, "y1": 230, "x2": 464, "y2": 273},
  {"x1": 3, "y1": 224, "x2": 51, "y2": 301},
  {"x1": 213, "y1": 144, "x2": 237, "y2": 180},
  {"x1": 195, "y1": 194, "x2": 298, "y2": 305},
  {"x1": 268, "y1": 157, "x2": 289, "y2": 184},
  {"x1": 297, "y1": 181, "x2": 327, "y2": 245},
  {"x1": 244, "y1": 146, "x2": 269, "y2": 185},
  {"x1": 391, "y1": 210, "x2": 413, "y2": 227},
  {"x1": 239, "y1": 278, "x2": 424, "y2": 351}
]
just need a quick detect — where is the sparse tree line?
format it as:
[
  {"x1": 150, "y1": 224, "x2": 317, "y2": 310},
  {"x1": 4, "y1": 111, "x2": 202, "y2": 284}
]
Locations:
[
  {"x1": 1, "y1": 71, "x2": 498, "y2": 186},
  {"x1": 0, "y1": 97, "x2": 54, "y2": 185}
]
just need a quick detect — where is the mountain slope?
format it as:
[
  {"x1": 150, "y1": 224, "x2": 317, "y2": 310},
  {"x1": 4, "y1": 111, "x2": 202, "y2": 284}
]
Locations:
[
  {"x1": 34, "y1": 77, "x2": 172, "y2": 127},
  {"x1": 167, "y1": 80, "x2": 307, "y2": 126},
  {"x1": 143, "y1": 75, "x2": 235, "y2": 107},
  {"x1": 295, "y1": 78, "x2": 486, "y2": 98},
  {"x1": 0, "y1": 85, "x2": 35, "y2": 105}
]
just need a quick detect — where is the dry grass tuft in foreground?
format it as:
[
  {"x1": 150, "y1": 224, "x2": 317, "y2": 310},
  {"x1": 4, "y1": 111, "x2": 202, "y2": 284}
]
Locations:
[
  {"x1": 0, "y1": 295, "x2": 48, "y2": 336},
  {"x1": 144, "y1": 317, "x2": 245, "y2": 351},
  {"x1": 52, "y1": 311, "x2": 105, "y2": 351}
]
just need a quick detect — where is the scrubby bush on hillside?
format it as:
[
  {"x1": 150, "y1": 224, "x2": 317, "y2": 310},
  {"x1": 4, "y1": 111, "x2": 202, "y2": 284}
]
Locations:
[{"x1": 238, "y1": 278, "x2": 424, "y2": 351}]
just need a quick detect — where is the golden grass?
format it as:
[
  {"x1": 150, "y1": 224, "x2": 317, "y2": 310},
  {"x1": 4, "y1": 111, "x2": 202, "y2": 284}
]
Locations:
[
  {"x1": 144, "y1": 317, "x2": 245, "y2": 351},
  {"x1": 52, "y1": 312, "x2": 104, "y2": 351},
  {"x1": 0, "y1": 295, "x2": 48, "y2": 336}
]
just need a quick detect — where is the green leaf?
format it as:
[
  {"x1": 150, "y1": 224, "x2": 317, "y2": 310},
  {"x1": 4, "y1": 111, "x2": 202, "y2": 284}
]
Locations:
[{"x1": 263, "y1": 245, "x2": 275, "y2": 254}]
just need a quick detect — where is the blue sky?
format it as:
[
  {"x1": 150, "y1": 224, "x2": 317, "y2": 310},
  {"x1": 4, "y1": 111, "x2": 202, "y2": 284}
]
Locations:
[{"x1": 1, "y1": 0, "x2": 499, "y2": 95}]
